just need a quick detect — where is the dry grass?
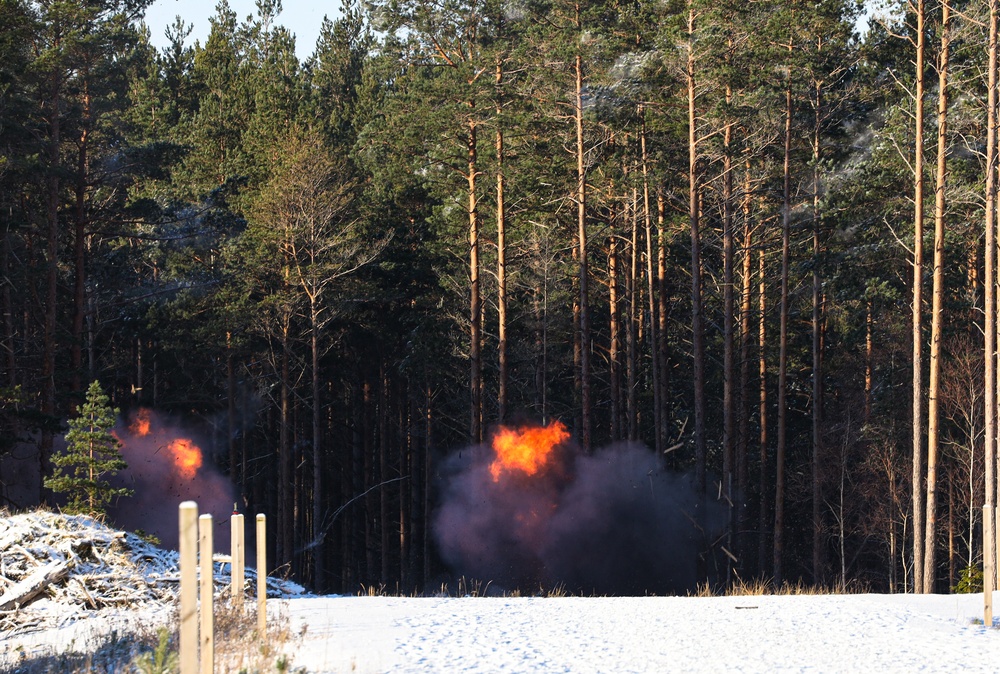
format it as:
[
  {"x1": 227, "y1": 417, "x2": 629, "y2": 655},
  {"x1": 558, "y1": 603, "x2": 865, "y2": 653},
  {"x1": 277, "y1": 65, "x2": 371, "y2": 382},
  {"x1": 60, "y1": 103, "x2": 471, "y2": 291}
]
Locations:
[
  {"x1": 5, "y1": 599, "x2": 296, "y2": 674},
  {"x1": 689, "y1": 576, "x2": 867, "y2": 597}
]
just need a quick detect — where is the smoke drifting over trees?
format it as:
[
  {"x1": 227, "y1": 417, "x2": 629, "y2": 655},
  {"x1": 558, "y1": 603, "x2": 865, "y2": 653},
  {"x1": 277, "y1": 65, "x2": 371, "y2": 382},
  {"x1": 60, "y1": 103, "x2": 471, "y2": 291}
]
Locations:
[{"x1": 434, "y1": 435, "x2": 723, "y2": 595}]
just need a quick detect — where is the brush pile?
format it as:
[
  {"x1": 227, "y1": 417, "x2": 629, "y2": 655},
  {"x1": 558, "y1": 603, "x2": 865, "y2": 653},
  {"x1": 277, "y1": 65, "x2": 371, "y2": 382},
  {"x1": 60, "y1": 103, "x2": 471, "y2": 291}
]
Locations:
[{"x1": 0, "y1": 509, "x2": 303, "y2": 637}]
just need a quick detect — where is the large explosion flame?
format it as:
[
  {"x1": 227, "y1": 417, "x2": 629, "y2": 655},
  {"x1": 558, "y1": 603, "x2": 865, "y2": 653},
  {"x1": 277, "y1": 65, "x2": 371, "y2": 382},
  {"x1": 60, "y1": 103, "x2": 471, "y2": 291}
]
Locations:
[{"x1": 434, "y1": 421, "x2": 721, "y2": 595}]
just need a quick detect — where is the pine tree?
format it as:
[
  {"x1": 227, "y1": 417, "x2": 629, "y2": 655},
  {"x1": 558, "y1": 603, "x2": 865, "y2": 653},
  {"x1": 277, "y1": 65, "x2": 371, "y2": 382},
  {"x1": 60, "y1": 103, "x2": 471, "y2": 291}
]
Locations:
[{"x1": 45, "y1": 381, "x2": 131, "y2": 516}]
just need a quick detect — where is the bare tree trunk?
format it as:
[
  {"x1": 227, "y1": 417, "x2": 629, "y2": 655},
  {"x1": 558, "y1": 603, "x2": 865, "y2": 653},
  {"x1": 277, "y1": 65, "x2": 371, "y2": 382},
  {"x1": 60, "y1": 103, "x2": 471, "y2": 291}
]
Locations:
[
  {"x1": 657, "y1": 189, "x2": 670, "y2": 426},
  {"x1": 1, "y1": 226, "x2": 14, "y2": 387},
  {"x1": 575, "y1": 52, "x2": 591, "y2": 451},
  {"x1": 924, "y1": 0, "x2": 950, "y2": 594},
  {"x1": 688, "y1": 2, "x2": 706, "y2": 491},
  {"x1": 72, "y1": 81, "x2": 91, "y2": 401},
  {"x1": 228, "y1": 335, "x2": 237, "y2": 482},
  {"x1": 985, "y1": 0, "x2": 998, "y2": 594},
  {"x1": 774, "y1": 75, "x2": 792, "y2": 586},
  {"x1": 641, "y1": 107, "x2": 662, "y2": 454},
  {"x1": 812, "y1": 75, "x2": 825, "y2": 585},
  {"x1": 912, "y1": 0, "x2": 927, "y2": 594},
  {"x1": 722, "y1": 89, "x2": 736, "y2": 560},
  {"x1": 496, "y1": 62, "x2": 508, "y2": 424},
  {"x1": 468, "y1": 120, "x2": 482, "y2": 445},
  {"x1": 41, "y1": 66, "x2": 62, "y2": 502},
  {"x1": 609, "y1": 236, "x2": 622, "y2": 441},
  {"x1": 758, "y1": 236, "x2": 769, "y2": 576},
  {"x1": 738, "y1": 158, "x2": 754, "y2": 566},
  {"x1": 380, "y1": 368, "x2": 390, "y2": 586},
  {"x1": 280, "y1": 318, "x2": 292, "y2": 568},
  {"x1": 311, "y1": 302, "x2": 324, "y2": 592},
  {"x1": 628, "y1": 194, "x2": 638, "y2": 441}
]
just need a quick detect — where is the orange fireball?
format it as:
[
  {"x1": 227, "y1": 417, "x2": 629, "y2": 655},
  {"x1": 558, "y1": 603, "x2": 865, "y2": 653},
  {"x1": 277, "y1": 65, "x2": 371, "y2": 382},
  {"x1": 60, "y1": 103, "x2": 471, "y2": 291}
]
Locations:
[
  {"x1": 168, "y1": 438, "x2": 203, "y2": 479},
  {"x1": 489, "y1": 421, "x2": 569, "y2": 482}
]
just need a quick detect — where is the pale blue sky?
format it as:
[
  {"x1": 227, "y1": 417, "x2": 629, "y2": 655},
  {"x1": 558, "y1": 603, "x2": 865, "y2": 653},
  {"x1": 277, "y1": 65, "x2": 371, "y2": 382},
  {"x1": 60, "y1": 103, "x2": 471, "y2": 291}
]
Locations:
[{"x1": 143, "y1": 0, "x2": 339, "y2": 61}]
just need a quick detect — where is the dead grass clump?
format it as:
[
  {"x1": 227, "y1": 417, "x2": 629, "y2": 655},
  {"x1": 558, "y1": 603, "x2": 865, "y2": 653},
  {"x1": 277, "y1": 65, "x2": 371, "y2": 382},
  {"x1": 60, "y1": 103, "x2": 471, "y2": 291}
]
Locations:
[
  {"x1": 5, "y1": 601, "x2": 295, "y2": 674},
  {"x1": 690, "y1": 576, "x2": 867, "y2": 597},
  {"x1": 209, "y1": 599, "x2": 295, "y2": 673}
]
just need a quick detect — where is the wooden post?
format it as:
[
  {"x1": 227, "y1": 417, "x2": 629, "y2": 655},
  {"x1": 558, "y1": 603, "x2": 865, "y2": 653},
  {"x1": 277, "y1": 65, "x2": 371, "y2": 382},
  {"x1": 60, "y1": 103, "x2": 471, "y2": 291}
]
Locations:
[
  {"x1": 179, "y1": 501, "x2": 198, "y2": 674},
  {"x1": 989, "y1": 505, "x2": 997, "y2": 627},
  {"x1": 232, "y1": 513, "x2": 245, "y2": 609},
  {"x1": 199, "y1": 514, "x2": 214, "y2": 674},
  {"x1": 256, "y1": 514, "x2": 266, "y2": 638}
]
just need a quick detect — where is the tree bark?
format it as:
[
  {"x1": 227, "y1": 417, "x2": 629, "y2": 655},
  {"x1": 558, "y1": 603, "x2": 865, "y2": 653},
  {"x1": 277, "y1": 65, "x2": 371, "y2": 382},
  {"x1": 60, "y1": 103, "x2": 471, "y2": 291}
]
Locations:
[
  {"x1": 688, "y1": 2, "x2": 706, "y2": 491},
  {"x1": 468, "y1": 119, "x2": 482, "y2": 445},
  {"x1": 774, "y1": 70, "x2": 792, "y2": 587},
  {"x1": 311, "y1": 301, "x2": 324, "y2": 592},
  {"x1": 812, "y1": 74, "x2": 825, "y2": 586},
  {"x1": 627, "y1": 191, "x2": 639, "y2": 441},
  {"x1": 496, "y1": 62, "x2": 508, "y2": 425},
  {"x1": 72, "y1": 81, "x2": 91, "y2": 401},
  {"x1": 924, "y1": 0, "x2": 949, "y2": 594},
  {"x1": 911, "y1": 0, "x2": 927, "y2": 594},
  {"x1": 738, "y1": 158, "x2": 754, "y2": 567},
  {"x1": 984, "y1": 0, "x2": 998, "y2": 594},
  {"x1": 575, "y1": 52, "x2": 591, "y2": 451},
  {"x1": 609, "y1": 235, "x2": 622, "y2": 441},
  {"x1": 758, "y1": 226, "x2": 769, "y2": 576},
  {"x1": 641, "y1": 106, "x2": 662, "y2": 454},
  {"x1": 722, "y1": 88, "x2": 736, "y2": 557}
]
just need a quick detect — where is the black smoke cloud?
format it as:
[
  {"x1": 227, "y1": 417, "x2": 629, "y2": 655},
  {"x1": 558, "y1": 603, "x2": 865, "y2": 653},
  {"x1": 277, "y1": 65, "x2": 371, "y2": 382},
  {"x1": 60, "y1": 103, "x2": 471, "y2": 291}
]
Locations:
[
  {"x1": 434, "y1": 434, "x2": 723, "y2": 595},
  {"x1": 107, "y1": 409, "x2": 237, "y2": 551}
]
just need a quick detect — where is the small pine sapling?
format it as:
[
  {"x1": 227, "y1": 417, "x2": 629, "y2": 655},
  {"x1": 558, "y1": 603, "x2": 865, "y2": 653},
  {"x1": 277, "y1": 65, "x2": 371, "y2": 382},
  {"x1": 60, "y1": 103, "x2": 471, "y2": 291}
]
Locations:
[{"x1": 45, "y1": 380, "x2": 133, "y2": 516}]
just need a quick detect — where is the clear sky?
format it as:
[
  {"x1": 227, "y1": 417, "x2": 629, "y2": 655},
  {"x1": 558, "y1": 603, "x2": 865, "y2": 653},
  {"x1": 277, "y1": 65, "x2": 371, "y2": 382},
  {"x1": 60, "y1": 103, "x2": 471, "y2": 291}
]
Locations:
[{"x1": 142, "y1": 0, "x2": 338, "y2": 61}]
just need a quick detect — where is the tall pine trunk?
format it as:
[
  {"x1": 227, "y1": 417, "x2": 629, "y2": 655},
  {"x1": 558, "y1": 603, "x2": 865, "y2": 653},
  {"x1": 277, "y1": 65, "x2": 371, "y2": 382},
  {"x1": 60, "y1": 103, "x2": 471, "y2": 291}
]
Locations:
[
  {"x1": 72, "y1": 81, "x2": 91, "y2": 401},
  {"x1": 812, "y1": 74, "x2": 825, "y2": 585},
  {"x1": 641, "y1": 106, "x2": 662, "y2": 454},
  {"x1": 985, "y1": 0, "x2": 999, "y2": 593},
  {"x1": 468, "y1": 119, "x2": 482, "y2": 444},
  {"x1": 924, "y1": 0, "x2": 949, "y2": 593},
  {"x1": 496, "y1": 62, "x2": 508, "y2": 424},
  {"x1": 722, "y1": 88, "x2": 736, "y2": 558},
  {"x1": 911, "y1": 0, "x2": 927, "y2": 594},
  {"x1": 739, "y1": 158, "x2": 754, "y2": 567},
  {"x1": 774, "y1": 72, "x2": 792, "y2": 586},
  {"x1": 311, "y1": 301, "x2": 324, "y2": 592},
  {"x1": 688, "y1": 2, "x2": 706, "y2": 491},
  {"x1": 575, "y1": 52, "x2": 591, "y2": 451}
]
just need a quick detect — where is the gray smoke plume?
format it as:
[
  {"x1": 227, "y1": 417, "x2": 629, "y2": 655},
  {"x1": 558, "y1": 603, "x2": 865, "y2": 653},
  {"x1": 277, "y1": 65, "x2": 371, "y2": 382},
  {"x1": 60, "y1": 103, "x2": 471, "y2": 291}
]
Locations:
[
  {"x1": 108, "y1": 409, "x2": 237, "y2": 551},
  {"x1": 434, "y1": 432, "x2": 722, "y2": 595}
]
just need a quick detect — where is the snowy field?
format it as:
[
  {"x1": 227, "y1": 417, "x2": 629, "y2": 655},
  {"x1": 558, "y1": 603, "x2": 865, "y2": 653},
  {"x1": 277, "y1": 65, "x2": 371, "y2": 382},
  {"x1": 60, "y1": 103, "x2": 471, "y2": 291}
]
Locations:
[
  {"x1": 278, "y1": 592, "x2": 1000, "y2": 673},
  {"x1": 5, "y1": 512, "x2": 1000, "y2": 672}
]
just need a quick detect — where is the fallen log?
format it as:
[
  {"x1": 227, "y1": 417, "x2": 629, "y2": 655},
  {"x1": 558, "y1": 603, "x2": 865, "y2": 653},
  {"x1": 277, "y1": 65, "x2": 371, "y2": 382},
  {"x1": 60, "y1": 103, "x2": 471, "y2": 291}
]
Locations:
[{"x1": 0, "y1": 560, "x2": 71, "y2": 611}]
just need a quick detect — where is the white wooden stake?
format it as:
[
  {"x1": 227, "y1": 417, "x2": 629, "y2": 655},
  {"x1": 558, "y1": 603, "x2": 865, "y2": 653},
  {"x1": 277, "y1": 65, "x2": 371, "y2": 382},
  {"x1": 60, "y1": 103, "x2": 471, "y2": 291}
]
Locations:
[
  {"x1": 199, "y1": 514, "x2": 215, "y2": 674},
  {"x1": 987, "y1": 505, "x2": 995, "y2": 628},
  {"x1": 256, "y1": 514, "x2": 266, "y2": 638},
  {"x1": 179, "y1": 501, "x2": 199, "y2": 674},
  {"x1": 232, "y1": 513, "x2": 245, "y2": 609}
]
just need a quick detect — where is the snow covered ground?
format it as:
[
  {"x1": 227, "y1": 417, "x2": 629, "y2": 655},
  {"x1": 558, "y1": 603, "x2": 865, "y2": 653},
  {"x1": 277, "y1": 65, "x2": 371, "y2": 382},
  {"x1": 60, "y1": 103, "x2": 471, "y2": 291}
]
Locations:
[
  {"x1": 278, "y1": 592, "x2": 1000, "y2": 673},
  {"x1": 5, "y1": 512, "x2": 1000, "y2": 673}
]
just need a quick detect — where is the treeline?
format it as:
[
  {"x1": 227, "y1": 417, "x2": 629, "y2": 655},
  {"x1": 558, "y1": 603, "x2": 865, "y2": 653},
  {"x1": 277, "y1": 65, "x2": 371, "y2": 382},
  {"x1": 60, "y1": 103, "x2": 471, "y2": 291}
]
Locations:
[{"x1": 1, "y1": 0, "x2": 997, "y2": 595}]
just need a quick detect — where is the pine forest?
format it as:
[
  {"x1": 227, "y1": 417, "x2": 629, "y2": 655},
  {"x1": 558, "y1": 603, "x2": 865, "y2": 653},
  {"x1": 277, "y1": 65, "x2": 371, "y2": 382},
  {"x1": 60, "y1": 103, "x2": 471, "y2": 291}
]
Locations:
[{"x1": 5, "y1": 0, "x2": 1000, "y2": 596}]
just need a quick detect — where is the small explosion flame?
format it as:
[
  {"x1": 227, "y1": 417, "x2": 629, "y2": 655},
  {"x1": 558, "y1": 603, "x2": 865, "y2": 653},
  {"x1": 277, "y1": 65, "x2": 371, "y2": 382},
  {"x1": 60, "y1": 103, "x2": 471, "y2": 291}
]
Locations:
[
  {"x1": 434, "y1": 421, "x2": 722, "y2": 595},
  {"x1": 108, "y1": 408, "x2": 235, "y2": 550}
]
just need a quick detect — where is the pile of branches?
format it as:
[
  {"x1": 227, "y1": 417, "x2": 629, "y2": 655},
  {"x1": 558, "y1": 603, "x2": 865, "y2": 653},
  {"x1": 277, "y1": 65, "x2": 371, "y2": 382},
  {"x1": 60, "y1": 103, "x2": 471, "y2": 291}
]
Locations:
[{"x1": 0, "y1": 509, "x2": 302, "y2": 636}]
